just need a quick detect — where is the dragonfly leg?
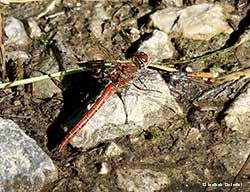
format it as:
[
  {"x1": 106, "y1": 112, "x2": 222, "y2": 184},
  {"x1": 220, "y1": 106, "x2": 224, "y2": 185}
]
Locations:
[
  {"x1": 132, "y1": 81, "x2": 162, "y2": 94},
  {"x1": 116, "y1": 91, "x2": 129, "y2": 124},
  {"x1": 137, "y1": 76, "x2": 148, "y2": 89}
]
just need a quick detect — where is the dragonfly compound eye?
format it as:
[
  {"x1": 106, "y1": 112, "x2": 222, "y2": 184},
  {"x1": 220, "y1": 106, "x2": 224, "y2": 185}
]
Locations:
[{"x1": 131, "y1": 52, "x2": 150, "y2": 69}]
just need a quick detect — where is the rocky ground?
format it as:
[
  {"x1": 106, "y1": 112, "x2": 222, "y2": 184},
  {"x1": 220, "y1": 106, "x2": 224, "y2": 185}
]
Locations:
[{"x1": 0, "y1": 0, "x2": 250, "y2": 192}]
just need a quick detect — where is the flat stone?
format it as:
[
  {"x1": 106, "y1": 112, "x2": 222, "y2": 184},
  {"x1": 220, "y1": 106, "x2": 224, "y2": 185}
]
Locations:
[
  {"x1": 224, "y1": 84, "x2": 250, "y2": 138},
  {"x1": 31, "y1": 55, "x2": 62, "y2": 98},
  {"x1": 68, "y1": 69, "x2": 183, "y2": 150},
  {"x1": 0, "y1": 117, "x2": 58, "y2": 192},
  {"x1": 210, "y1": 140, "x2": 250, "y2": 175},
  {"x1": 116, "y1": 167, "x2": 170, "y2": 192},
  {"x1": 31, "y1": 73, "x2": 62, "y2": 98},
  {"x1": 150, "y1": 3, "x2": 233, "y2": 40}
]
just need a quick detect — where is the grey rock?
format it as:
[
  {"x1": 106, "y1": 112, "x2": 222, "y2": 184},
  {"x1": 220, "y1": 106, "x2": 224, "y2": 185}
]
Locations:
[
  {"x1": 91, "y1": 184, "x2": 109, "y2": 192},
  {"x1": 98, "y1": 162, "x2": 110, "y2": 175},
  {"x1": 186, "y1": 127, "x2": 202, "y2": 143},
  {"x1": 4, "y1": 16, "x2": 30, "y2": 46},
  {"x1": 224, "y1": 84, "x2": 250, "y2": 138},
  {"x1": 162, "y1": 0, "x2": 183, "y2": 7},
  {"x1": 89, "y1": 2, "x2": 110, "y2": 37},
  {"x1": 31, "y1": 71, "x2": 62, "y2": 98},
  {"x1": 52, "y1": 31, "x2": 80, "y2": 70},
  {"x1": 69, "y1": 69, "x2": 183, "y2": 150},
  {"x1": 37, "y1": 0, "x2": 61, "y2": 19},
  {"x1": 104, "y1": 142, "x2": 123, "y2": 157},
  {"x1": 210, "y1": 139, "x2": 250, "y2": 175},
  {"x1": 150, "y1": 3, "x2": 233, "y2": 40},
  {"x1": 6, "y1": 51, "x2": 29, "y2": 63},
  {"x1": 0, "y1": 118, "x2": 58, "y2": 192},
  {"x1": 116, "y1": 167, "x2": 170, "y2": 192},
  {"x1": 27, "y1": 18, "x2": 42, "y2": 39},
  {"x1": 138, "y1": 30, "x2": 175, "y2": 62},
  {"x1": 31, "y1": 55, "x2": 62, "y2": 98}
]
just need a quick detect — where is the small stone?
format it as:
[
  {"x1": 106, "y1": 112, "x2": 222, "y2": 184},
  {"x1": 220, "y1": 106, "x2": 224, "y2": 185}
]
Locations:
[
  {"x1": 4, "y1": 16, "x2": 30, "y2": 46},
  {"x1": 186, "y1": 127, "x2": 202, "y2": 142},
  {"x1": 204, "y1": 168, "x2": 212, "y2": 181},
  {"x1": 32, "y1": 75, "x2": 62, "y2": 98},
  {"x1": 31, "y1": 56, "x2": 62, "y2": 98},
  {"x1": 130, "y1": 27, "x2": 141, "y2": 42},
  {"x1": 104, "y1": 142, "x2": 123, "y2": 157},
  {"x1": 37, "y1": 0, "x2": 61, "y2": 19},
  {"x1": 98, "y1": 162, "x2": 110, "y2": 175},
  {"x1": 0, "y1": 0, "x2": 10, "y2": 5},
  {"x1": 138, "y1": 30, "x2": 175, "y2": 62},
  {"x1": 89, "y1": 2, "x2": 110, "y2": 37},
  {"x1": 185, "y1": 67, "x2": 193, "y2": 72},
  {"x1": 91, "y1": 184, "x2": 109, "y2": 192},
  {"x1": 162, "y1": 0, "x2": 183, "y2": 7},
  {"x1": 116, "y1": 168, "x2": 170, "y2": 192},
  {"x1": 27, "y1": 18, "x2": 42, "y2": 39},
  {"x1": 13, "y1": 100, "x2": 21, "y2": 106}
]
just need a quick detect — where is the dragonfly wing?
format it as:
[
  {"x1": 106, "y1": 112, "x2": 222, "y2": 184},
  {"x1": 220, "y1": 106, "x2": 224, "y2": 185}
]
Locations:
[
  {"x1": 128, "y1": 69, "x2": 183, "y2": 114},
  {"x1": 68, "y1": 69, "x2": 182, "y2": 150}
]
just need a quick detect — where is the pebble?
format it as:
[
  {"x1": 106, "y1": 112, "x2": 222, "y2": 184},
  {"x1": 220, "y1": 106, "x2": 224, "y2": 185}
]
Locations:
[{"x1": 4, "y1": 16, "x2": 30, "y2": 46}]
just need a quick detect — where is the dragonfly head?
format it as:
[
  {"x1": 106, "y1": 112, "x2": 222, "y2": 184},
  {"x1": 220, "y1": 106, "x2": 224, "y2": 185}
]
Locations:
[{"x1": 131, "y1": 52, "x2": 150, "y2": 69}]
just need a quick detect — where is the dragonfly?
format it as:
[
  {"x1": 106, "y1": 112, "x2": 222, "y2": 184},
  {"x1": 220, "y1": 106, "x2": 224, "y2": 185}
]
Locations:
[
  {"x1": 57, "y1": 32, "x2": 150, "y2": 152},
  {"x1": 56, "y1": 31, "x2": 216, "y2": 152}
]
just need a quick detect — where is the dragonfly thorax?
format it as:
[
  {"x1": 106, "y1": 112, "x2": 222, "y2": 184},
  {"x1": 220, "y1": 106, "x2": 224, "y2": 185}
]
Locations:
[{"x1": 131, "y1": 52, "x2": 149, "y2": 69}]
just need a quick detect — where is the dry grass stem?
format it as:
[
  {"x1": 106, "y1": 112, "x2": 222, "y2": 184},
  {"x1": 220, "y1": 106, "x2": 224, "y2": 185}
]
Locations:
[
  {"x1": 213, "y1": 68, "x2": 250, "y2": 85},
  {"x1": 0, "y1": 14, "x2": 5, "y2": 81},
  {"x1": 0, "y1": 0, "x2": 43, "y2": 4}
]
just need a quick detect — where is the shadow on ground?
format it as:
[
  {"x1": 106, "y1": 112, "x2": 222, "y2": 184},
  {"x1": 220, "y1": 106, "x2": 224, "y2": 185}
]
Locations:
[{"x1": 46, "y1": 70, "x2": 105, "y2": 151}]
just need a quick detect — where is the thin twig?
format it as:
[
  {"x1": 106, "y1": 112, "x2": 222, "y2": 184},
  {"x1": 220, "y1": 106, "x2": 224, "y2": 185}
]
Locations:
[{"x1": 0, "y1": 14, "x2": 5, "y2": 82}]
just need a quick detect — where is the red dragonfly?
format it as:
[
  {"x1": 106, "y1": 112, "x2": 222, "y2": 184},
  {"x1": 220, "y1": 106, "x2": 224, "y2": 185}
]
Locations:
[{"x1": 58, "y1": 33, "x2": 150, "y2": 152}]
